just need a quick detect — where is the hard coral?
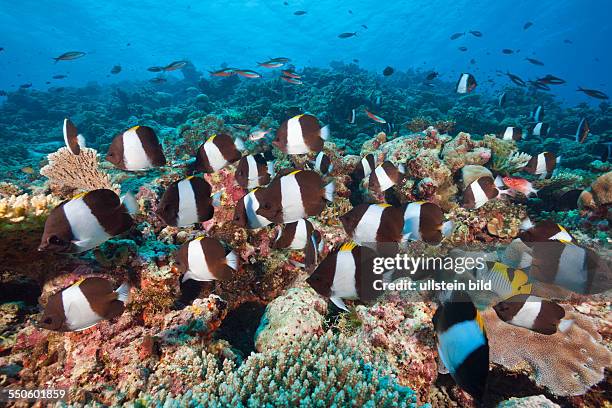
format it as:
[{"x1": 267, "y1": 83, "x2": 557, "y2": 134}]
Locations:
[
  {"x1": 40, "y1": 147, "x2": 118, "y2": 194},
  {"x1": 138, "y1": 332, "x2": 420, "y2": 408},
  {"x1": 484, "y1": 306, "x2": 612, "y2": 396}
]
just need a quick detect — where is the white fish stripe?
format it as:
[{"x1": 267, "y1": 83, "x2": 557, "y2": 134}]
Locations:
[
  {"x1": 502, "y1": 127, "x2": 514, "y2": 141},
  {"x1": 176, "y1": 179, "x2": 199, "y2": 226},
  {"x1": 361, "y1": 157, "x2": 373, "y2": 177},
  {"x1": 62, "y1": 285, "x2": 103, "y2": 331},
  {"x1": 286, "y1": 116, "x2": 308, "y2": 154},
  {"x1": 63, "y1": 198, "x2": 111, "y2": 252},
  {"x1": 122, "y1": 129, "x2": 152, "y2": 170},
  {"x1": 204, "y1": 139, "x2": 228, "y2": 171},
  {"x1": 471, "y1": 180, "x2": 489, "y2": 209},
  {"x1": 374, "y1": 166, "x2": 395, "y2": 191},
  {"x1": 508, "y1": 296, "x2": 541, "y2": 329},
  {"x1": 555, "y1": 245, "x2": 588, "y2": 292},
  {"x1": 402, "y1": 203, "x2": 422, "y2": 240},
  {"x1": 457, "y1": 74, "x2": 468, "y2": 93},
  {"x1": 549, "y1": 230, "x2": 573, "y2": 242},
  {"x1": 330, "y1": 250, "x2": 358, "y2": 299},
  {"x1": 245, "y1": 191, "x2": 272, "y2": 228},
  {"x1": 352, "y1": 205, "x2": 384, "y2": 244},
  {"x1": 533, "y1": 122, "x2": 543, "y2": 136},
  {"x1": 438, "y1": 320, "x2": 486, "y2": 375},
  {"x1": 280, "y1": 173, "x2": 306, "y2": 222},
  {"x1": 535, "y1": 154, "x2": 547, "y2": 174},
  {"x1": 246, "y1": 155, "x2": 259, "y2": 189},
  {"x1": 290, "y1": 219, "x2": 308, "y2": 249},
  {"x1": 187, "y1": 240, "x2": 215, "y2": 281}
]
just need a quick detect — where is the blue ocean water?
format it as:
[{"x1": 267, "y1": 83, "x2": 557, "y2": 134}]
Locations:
[{"x1": 0, "y1": 0, "x2": 610, "y2": 106}]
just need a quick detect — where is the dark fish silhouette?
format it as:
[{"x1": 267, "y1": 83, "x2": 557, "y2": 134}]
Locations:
[
  {"x1": 525, "y1": 57, "x2": 544, "y2": 66},
  {"x1": 529, "y1": 81, "x2": 550, "y2": 91},
  {"x1": 110, "y1": 65, "x2": 122, "y2": 74},
  {"x1": 506, "y1": 72, "x2": 526, "y2": 86},
  {"x1": 502, "y1": 49, "x2": 514, "y2": 54},
  {"x1": 450, "y1": 32, "x2": 465, "y2": 40},
  {"x1": 537, "y1": 74, "x2": 565, "y2": 85},
  {"x1": 362, "y1": 24, "x2": 368, "y2": 29},
  {"x1": 383, "y1": 66, "x2": 394, "y2": 76},
  {"x1": 147, "y1": 66, "x2": 164, "y2": 72},
  {"x1": 52, "y1": 75, "x2": 67, "y2": 79},
  {"x1": 149, "y1": 77, "x2": 167, "y2": 84},
  {"x1": 294, "y1": 10, "x2": 307, "y2": 15},
  {"x1": 338, "y1": 32, "x2": 357, "y2": 38},
  {"x1": 563, "y1": 39, "x2": 573, "y2": 44},
  {"x1": 577, "y1": 87, "x2": 609, "y2": 100},
  {"x1": 458, "y1": 46, "x2": 468, "y2": 52},
  {"x1": 469, "y1": 30, "x2": 483, "y2": 37},
  {"x1": 426, "y1": 71, "x2": 438, "y2": 80},
  {"x1": 20, "y1": 83, "x2": 32, "y2": 89},
  {"x1": 523, "y1": 21, "x2": 533, "y2": 30},
  {"x1": 53, "y1": 51, "x2": 86, "y2": 62}
]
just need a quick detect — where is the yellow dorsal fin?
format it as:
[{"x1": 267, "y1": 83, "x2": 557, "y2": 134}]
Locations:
[
  {"x1": 340, "y1": 241, "x2": 358, "y2": 252},
  {"x1": 475, "y1": 310, "x2": 485, "y2": 333},
  {"x1": 414, "y1": 200, "x2": 427, "y2": 205},
  {"x1": 292, "y1": 114, "x2": 305, "y2": 120},
  {"x1": 288, "y1": 170, "x2": 302, "y2": 176},
  {"x1": 186, "y1": 175, "x2": 195, "y2": 180},
  {"x1": 72, "y1": 191, "x2": 88, "y2": 200},
  {"x1": 74, "y1": 277, "x2": 87, "y2": 287},
  {"x1": 128, "y1": 125, "x2": 140, "y2": 132},
  {"x1": 510, "y1": 269, "x2": 530, "y2": 293},
  {"x1": 377, "y1": 203, "x2": 391, "y2": 208},
  {"x1": 206, "y1": 134, "x2": 217, "y2": 143},
  {"x1": 194, "y1": 236, "x2": 204, "y2": 241}
]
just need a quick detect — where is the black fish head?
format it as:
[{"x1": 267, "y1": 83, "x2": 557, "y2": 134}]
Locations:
[{"x1": 38, "y1": 233, "x2": 72, "y2": 253}]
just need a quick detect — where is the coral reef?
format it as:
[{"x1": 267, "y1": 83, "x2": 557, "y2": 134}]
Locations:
[{"x1": 40, "y1": 147, "x2": 118, "y2": 195}]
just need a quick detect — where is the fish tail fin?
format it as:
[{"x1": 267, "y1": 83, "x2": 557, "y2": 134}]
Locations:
[
  {"x1": 441, "y1": 220, "x2": 454, "y2": 238},
  {"x1": 76, "y1": 134, "x2": 87, "y2": 148},
  {"x1": 225, "y1": 250, "x2": 238, "y2": 271},
  {"x1": 115, "y1": 282, "x2": 130, "y2": 304},
  {"x1": 324, "y1": 181, "x2": 335, "y2": 202},
  {"x1": 330, "y1": 296, "x2": 349, "y2": 311},
  {"x1": 556, "y1": 155, "x2": 562, "y2": 165},
  {"x1": 234, "y1": 137, "x2": 246, "y2": 152},
  {"x1": 320, "y1": 125, "x2": 330, "y2": 141},
  {"x1": 397, "y1": 163, "x2": 406, "y2": 174},
  {"x1": 120, "y1": 192, "x2": 139, "y2": 215}
]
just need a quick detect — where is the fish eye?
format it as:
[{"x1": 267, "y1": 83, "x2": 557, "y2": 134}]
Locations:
[
  {"x1": 49, "y1": 236, "x2": 62, "y2": 245},
  {"x1": 263, "y1": 203, "x2": 271, "y2": 209}
]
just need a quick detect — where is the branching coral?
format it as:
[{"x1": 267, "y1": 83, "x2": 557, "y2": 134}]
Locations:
[
  {"x1": 138, "y1": 332, "x2": 420, "y2": 408},
  {"x1": 493, "y1": 151, "x2": 532, "y2": 175},
  {"x1": 40, "y1": 147, "x2": 118, "y2": 194}
]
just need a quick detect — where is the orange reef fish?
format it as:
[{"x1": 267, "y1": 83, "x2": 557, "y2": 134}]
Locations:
[
  {"x1": 364, "y1": 109, "x2": 386, "y2": 123},
  {"x1": 502, "y1": 176, "x2": 538, "y2": 197}
]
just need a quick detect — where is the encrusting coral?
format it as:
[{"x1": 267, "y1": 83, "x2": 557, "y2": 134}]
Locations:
[
  {"x1": 483, "y1": 305, "x2": 612, "y2": 396},
  {"x1": 40, "y1": 146, "x2": 119, "y2": 194},
  {"x1": 0, "y1": 193, "x2": 60, "y2": 224}
]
